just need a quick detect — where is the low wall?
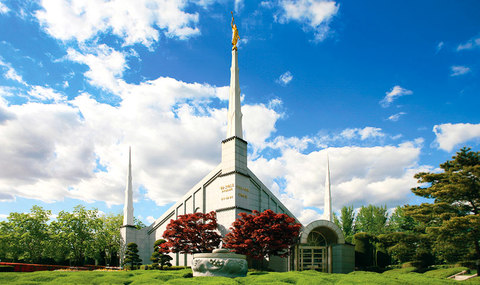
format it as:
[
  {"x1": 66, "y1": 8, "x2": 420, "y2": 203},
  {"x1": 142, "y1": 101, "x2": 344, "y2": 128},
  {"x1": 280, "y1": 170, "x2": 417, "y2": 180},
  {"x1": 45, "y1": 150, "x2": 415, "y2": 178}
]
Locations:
[{"x1": 332, "y1": 244, "x2": 355, "y2": 273}]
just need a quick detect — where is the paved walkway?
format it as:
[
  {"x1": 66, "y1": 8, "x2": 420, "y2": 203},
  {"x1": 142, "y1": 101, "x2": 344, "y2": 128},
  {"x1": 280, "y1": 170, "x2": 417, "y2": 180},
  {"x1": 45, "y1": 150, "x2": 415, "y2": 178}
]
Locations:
[{"x1": 453, "y1": 273, "x2": 478, "y2": 281}]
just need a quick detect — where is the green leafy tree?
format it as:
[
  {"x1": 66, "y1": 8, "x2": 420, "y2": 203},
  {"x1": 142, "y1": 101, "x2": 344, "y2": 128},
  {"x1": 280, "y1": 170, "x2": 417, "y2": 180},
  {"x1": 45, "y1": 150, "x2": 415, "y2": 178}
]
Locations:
[
  {"x1": 0, "y1": 219, "x2": 22, "y2": 262},
  {"x1": 0, "y1": 206, "x2": 51, "y2": 263},
  {"x1": 51, "y1": 205, "x2": 102, "y2": 265},
  {"x1": 94, "y1": 213, "x2": 122, "y2": 266},
  {"x1": 133, "y1": 217, "x2": 146, "y2": 229},
  {"x1": 23, "y1": 206, "x2": 51, "y2": 263},
  {"x1": 406, "y1": 147, "x2": 480, "y2": 267},
  {"x1": 387, "y1": 206, "x2": 417, "y2": 233},
  {"x1": 150, "y1": 239, "x2": 172, "y2": 269},
  {"x1": 334, "y1": 205, "x2": 356, "y2": 243},
  {"x1": 356, "y1": 205, "x2": 388, "y2": 235},
  {"x1": 124, "y1": 242, "x2": 142, "y2": 269}
]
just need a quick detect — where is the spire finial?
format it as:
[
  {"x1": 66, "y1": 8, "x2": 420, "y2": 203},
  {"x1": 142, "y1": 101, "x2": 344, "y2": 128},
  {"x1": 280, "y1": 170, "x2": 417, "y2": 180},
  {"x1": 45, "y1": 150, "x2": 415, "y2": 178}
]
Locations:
[
  {"x1": 231, "y1": 11, "x2": 240, "y2": 50},
  {"x1": 226, "y1": 14, "x2": 243, "y2": 139}
]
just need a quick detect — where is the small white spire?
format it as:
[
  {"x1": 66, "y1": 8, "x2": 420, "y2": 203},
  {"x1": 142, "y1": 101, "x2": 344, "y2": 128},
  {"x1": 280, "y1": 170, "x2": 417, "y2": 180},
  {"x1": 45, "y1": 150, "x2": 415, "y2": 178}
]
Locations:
[
  {"x1": 226, "y1": 35, "x2": 243, "y2": 138},
  {"x1": 123, "y1": 146, "x2": 134, "y2": 226},
  {"x1": 324, "y1": 152, "x2": 332, "y2": 222}
]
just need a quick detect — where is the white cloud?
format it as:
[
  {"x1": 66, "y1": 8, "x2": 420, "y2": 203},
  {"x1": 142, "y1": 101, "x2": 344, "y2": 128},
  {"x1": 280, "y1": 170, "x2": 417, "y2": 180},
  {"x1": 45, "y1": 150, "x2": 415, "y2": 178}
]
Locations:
[
  {"x1": 243, "y1": 101, "x2": 283, "y2": 152},
  {"x1": 0, "y1": 59, "x2": 25, "y2": 85},
  {"x1": 267, "y1": 136, "x2": 313, "y2": 152},
  {"x1": 298, "y1": 209, "x2": 323, "y2": 225},
  {"x1": 250, "y1": 139, "x2": 429, "y2": 222},
  {"x1": 450, "y1": 65, "x2": 471, "y2": 77},
  {"x1": 433, "y1": 123, "x2": 480, "y2": 152},
  {"x1": 234, "y1": 0, "x2": 244, "y2": 12},
  {"x1": 388, "y1": 112, "x2": 406, "y2": 122},
  {"x1": 260, "y1": 1, "x2": 274, "y2": 9},
  {"x1": 0, "y1": 73, "x2": 283, "y2": 207},
  {"x1": 340, "y1": 127, "x2": 385, "y2": 141},
  {"x1": 35, "y1": 0, "x2": 203, "y2": 46},
  {"x1": 436, "y1": 41, "x2": 444, "y2": 53},
  {"x1": 0, "y1": 1, "x2": 9, "y2": 14},
  {"x1": 66, "y1": 45, "x2": 127, "y2": 93},
  {"x1": 312, "y1": 127, "x2": 388, "y2": 148},
  {"x1": 0, "y1": 100, "x2": 15, "y2": 125},
  {"x1": 457, "y1": 35, "x2": 480, "y2": 51},
  {"x1": 276, "y1": 71, "x2": 293, "y2": 86},
  {"x1": 146, "y1": 216, "x2": 156, "y2": 224},
  {"x1": 277, "y1": 0, "x2": 339, "y2": 41},
  {"x1": 380, "y1": 85, "x2": 412, "y2": 108},
  {"x1": 28, "y1": 86, "x2": 67, "y2": 102}
]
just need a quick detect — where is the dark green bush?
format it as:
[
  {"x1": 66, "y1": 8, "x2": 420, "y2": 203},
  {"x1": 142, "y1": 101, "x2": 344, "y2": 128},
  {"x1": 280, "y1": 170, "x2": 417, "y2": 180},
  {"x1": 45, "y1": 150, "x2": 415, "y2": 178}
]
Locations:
[
  {"x1": 182, "y1": 272, "x2": 193, "y2": 278},
  {"x1": 455, "y1": 260, "x2": 478, "y2": 270},
  {"x1": 163, "y1": 266, "x2": 190, "y2": 270},
  {"x1": 354, "y1": 232, "x2": 376, "y2": 268},
  {"x1": 0, "y1": 265, "x2": 14, "y2": 272}
]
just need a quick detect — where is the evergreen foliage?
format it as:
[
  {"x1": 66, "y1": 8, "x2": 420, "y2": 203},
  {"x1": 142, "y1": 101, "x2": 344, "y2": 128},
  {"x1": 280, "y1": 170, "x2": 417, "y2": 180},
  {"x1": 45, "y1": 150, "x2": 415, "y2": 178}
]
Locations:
[
  {"x1": 124, "y1": 242, "x2": 142, "y2": 269},
  {"x1": 353, "y1": 232, "x2": 376, "y2": 267},
  {"x1": 334, "y1": 205, "x2": 355, "y2": 243},
  {"x1": 405, "y1": 147, "x2": 480, "y2": 266},
  {"x1": 387, "y1": 206, "x2": 417, "y2": 233},
  {"x1": 356, "y1": 205, "x2": 388, "y2": 235},
  {"x1": 150, "y1": 239, "x2": 172, "y2": 269}
]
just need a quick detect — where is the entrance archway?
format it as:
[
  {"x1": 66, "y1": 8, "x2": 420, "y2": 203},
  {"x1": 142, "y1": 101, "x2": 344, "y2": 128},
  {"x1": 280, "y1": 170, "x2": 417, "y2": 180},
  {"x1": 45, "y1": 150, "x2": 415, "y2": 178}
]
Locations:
[{"x1": 295, "y1": 220, "x2": 345, "y2": 272}]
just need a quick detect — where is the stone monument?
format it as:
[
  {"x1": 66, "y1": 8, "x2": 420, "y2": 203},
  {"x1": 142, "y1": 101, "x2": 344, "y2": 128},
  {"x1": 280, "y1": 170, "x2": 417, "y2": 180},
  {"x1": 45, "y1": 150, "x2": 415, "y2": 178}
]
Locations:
[{"x1": 192, "y1": 248, "x2": 247, "y2": 277}]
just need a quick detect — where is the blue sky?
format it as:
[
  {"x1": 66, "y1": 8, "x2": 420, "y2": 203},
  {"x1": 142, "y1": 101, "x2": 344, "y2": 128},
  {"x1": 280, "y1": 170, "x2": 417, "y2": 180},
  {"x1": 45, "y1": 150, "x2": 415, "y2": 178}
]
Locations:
[{"x1": 0, "y1": 0, "x2": 479, "y2": 225}]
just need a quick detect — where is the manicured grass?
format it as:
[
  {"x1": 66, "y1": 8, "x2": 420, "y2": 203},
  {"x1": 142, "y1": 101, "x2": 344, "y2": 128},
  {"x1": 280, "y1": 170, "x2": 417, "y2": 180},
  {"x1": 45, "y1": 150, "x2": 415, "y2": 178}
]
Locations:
[
  {"x1": 423, "y1": 267, "x2": 470, "y2": 279},
  {"x1": 0, "y1": 268, "x2": 479, "y2": 284}
]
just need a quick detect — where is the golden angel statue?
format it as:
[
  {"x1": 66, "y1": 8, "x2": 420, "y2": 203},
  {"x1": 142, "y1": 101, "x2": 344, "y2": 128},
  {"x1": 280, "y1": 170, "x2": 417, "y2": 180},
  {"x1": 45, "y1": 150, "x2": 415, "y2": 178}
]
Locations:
[{"x1": 231, "y1": 12, "x2": 240, "y2": 50}]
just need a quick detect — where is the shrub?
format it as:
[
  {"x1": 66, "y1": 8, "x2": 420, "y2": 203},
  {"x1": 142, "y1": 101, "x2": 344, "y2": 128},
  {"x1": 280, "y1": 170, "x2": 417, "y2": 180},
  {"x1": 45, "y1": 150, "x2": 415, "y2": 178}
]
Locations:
[
  {"x1": 182, "y1": 272, "x2": 193, "y2": 278},
  {"x1": 0, "y1": 265, "x2": 14, "y2": 272},
  {"x1": 354, "y1": 232, "x2": 376, "y2": 268},
  {"x1": 163, "y1": 266, "x2": 190, "y2": 271}
]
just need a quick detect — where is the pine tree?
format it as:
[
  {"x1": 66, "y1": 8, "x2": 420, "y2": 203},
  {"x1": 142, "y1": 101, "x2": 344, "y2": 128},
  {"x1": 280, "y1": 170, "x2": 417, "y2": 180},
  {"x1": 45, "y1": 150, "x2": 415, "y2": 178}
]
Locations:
[
  {"x1": 124, "y1": 242, "x2": 142, "y2": 270},
  {"x1": 150, "y1": 239, "x2": 172, "y2": 270},
  {"x1": 334, "y1": 205, "x2": 356, "y2": 243},
  {"x1": 406, "y1": 147, "x2": 480, "y2": 269}
]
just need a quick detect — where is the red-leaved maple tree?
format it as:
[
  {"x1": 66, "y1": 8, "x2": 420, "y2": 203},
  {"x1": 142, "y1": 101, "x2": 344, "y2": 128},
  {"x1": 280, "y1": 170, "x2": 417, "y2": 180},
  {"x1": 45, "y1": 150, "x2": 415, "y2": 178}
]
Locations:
[
  {"x1": 224, "y1": 209, "x2": 301, "y2": 260},
  {"x1": 161, "y1": 211, "x2": 221, "y2": 254}
]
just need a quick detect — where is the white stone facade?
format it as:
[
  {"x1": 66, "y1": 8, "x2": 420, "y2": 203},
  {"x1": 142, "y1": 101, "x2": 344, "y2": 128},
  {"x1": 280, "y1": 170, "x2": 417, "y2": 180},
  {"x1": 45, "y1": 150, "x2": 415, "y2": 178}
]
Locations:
[{"x1": 123, "y1": 161, "x2": 296, "y2": 268}]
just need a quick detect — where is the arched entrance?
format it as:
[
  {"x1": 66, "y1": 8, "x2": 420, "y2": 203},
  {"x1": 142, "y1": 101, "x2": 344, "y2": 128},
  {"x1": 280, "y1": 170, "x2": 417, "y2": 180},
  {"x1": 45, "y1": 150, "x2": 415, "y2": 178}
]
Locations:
[{"x1": 295, "y1": 220, "x2": 345, "y2": 272}]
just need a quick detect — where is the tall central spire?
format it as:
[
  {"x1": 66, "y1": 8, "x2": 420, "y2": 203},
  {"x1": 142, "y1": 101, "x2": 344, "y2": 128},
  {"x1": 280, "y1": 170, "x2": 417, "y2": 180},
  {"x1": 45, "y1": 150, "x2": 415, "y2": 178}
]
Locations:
[
  {"x1": 324, "y1": 152, "x2": 332, "y2": 222},
  {"x1": 221, "y1": 13, "x2": 247, "y2": 175},
  {"x1": 123, "y1": 146, "x2": 134, "y2": 226},
  {"x1": 227, "y1": 13, "x2": 243, "y2": 139}
]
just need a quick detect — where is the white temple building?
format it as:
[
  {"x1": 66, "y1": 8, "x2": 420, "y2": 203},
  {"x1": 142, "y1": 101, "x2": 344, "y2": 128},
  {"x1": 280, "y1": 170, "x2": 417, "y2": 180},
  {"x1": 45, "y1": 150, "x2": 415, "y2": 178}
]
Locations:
[{"x1": 120, "y1": 19, "x2": 354, "y2": 273}]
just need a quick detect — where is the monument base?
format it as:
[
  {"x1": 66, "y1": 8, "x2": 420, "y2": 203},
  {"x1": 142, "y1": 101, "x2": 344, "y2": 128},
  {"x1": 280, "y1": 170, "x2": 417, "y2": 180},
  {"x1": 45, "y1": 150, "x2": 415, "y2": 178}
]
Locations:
[{"x1": 192, "y1": 249, "x2": 247, "y2": 278}]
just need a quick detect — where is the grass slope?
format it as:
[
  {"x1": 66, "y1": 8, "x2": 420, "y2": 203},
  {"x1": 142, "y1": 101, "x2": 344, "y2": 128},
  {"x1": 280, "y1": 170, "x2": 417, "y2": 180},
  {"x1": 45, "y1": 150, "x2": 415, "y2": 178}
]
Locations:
[{"x1": 0, "y1": 268, "x2": 479, "y2": 284}]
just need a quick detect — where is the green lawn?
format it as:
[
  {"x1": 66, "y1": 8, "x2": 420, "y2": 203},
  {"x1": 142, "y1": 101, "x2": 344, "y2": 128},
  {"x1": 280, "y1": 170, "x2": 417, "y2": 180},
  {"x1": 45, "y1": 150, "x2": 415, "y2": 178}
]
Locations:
[{"x1": 0, "y1": 268, "x2": 479, "y2": 284}]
